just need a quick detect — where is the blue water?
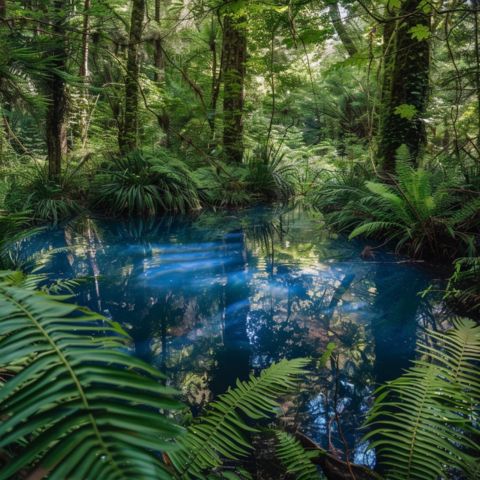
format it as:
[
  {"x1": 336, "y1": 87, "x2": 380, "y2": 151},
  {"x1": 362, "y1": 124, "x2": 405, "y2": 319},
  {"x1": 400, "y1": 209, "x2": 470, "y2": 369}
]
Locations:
[{"x1": 21, "y1": 207, "x2": 448, "y2": 467}]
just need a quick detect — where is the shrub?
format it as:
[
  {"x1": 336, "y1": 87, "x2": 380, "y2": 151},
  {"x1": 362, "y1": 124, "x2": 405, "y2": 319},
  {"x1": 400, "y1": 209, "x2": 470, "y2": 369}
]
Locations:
[
  {"x1": 92, "y1": 150, "x2": 200, "y2": 216},
  {"x1": 193, "y1": 163, "x2": 253, "y2": 208},
  {"x1": 5, "y1": 167, "x2": 81, "y2": 224},
  {"x1": 245, "y1": 145, "x2": 297, "y2": 203},
  {"x1": 315, "y1": 147, "x2": 477, "y2": 259}
]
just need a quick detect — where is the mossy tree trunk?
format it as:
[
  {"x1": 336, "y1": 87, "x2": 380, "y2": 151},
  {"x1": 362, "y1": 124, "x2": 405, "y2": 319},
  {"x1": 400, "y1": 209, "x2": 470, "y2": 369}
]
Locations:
[
  {"x1": 222, "y1": 12, "x2": 246, "y2": 164},
  {"x1": 79, "y1": 0, "x2": 91, "y2": 148},
  {"x1": 46, "y1": 0, "x2": 68, "y2": 180},
  {"x1": 119, "y1": 0, "x2": 145, "y2": 154},
  {"x1": 377, "y1": 0, "x2": 431, "y2": 173}
]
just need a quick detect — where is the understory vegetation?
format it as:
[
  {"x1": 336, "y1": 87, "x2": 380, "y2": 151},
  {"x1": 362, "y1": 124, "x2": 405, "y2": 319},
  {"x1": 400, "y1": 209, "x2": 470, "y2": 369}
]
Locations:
[{"x1": 0, "y1": 0, "x2": 480, "y2": 478}]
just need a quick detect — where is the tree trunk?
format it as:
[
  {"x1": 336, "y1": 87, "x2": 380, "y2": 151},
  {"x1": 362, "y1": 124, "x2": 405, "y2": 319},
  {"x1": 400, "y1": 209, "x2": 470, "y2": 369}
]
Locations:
[
  {"x1": 209, "y1": 17, "x2": 222, "y2": 138},
  {"x1": 328, "y1": 2, "x2": 357, "y2": 57},
  {"x1": 0, "y1": 1, "x2": 6, "y2": 160},
  {"x1": 79, "y1": 0, "x2": 91, "y2": 148},
  {"x1": 153, "y1": 0, "x2": 165, "y2": 83},
  {"x1": 222, "y1": 12, "x2": 246, "y2": 163},
  {"x1": 474, "y1": 0, "x2": 480, "y2": 147},
  {"x1": 46, "y1": 0, "x2": 68, "y2": 180},
  {"x1": 152, "y1": 0, "x2": 171, "y2": 144},
  {"x1": 377, "y1": 16, "x2": 395, "y2": 153},
  {"x1": 119, "y1": 0, "x2": 145, "y2": 153},
  {"x1": 377, "y1": 0, "x2": 431, "y2": 173}
]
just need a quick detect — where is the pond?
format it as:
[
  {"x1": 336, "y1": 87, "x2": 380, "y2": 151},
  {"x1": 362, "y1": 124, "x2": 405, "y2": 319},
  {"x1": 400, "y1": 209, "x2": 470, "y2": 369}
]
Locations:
[{"x1": 22, "y1": 207, "x2": 450, "y2": 468}]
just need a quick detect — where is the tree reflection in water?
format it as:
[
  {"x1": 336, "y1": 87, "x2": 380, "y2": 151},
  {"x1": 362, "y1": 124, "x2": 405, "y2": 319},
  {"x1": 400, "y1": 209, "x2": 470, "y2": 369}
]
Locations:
[{"x1": 23, "y1": 207, "x2": 448, "y2": 466}]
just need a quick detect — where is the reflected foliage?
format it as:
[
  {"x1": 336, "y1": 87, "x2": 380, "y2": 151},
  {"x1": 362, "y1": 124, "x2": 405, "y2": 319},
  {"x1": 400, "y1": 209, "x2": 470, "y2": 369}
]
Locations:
[{"x1": 20, "y1": 208, "x2": 449, "y2": 467}]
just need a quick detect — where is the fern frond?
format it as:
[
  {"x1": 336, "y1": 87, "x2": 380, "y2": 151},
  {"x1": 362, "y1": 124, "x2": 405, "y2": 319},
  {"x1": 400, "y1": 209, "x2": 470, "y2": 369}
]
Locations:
[
  {"x1": 364, "y1": 319, "x2": 480, "y2": 480},
  {"x1": 449, "y1": 198, "x2": 480, "y2": 227},
  {"x1": 170, "y1": 358, "x2": 309, "y2": 479},
  {"x1": 274, "y1": 431, "x2": 321, "y2": 480},
  {"x1": 349, "y1": 221, "x2": 403, "y2": 240},
  {"x1": 0, "y1": 273, "x2": 182, "y2": 479}
]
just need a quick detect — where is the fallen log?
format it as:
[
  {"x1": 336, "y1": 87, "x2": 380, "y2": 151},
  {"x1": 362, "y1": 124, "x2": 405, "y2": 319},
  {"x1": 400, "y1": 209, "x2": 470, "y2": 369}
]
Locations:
[{"x1": 295, "y1": 432, "x2": 383, "y2": 480}]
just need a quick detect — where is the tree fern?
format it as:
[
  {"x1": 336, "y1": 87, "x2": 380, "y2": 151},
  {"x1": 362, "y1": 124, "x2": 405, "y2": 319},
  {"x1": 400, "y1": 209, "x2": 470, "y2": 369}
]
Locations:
[
  {"x1": 363, "y1": 319, "x2": 480, "y2": 480},
  {"x1": 274, "y1": 431, "x2": 322, "y2": 480},
  {"x1": 169, "y1": 358, "x2": 309, "y2": 479},
  {"x1": 0, "y1": 272, "x2": 182, "y2": 479}
]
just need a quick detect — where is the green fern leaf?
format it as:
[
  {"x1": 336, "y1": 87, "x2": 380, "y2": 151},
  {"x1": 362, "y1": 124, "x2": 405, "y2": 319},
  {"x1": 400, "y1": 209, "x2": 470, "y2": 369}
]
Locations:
[
  {"x1": 0, "y1": 273, "x2": 182, "y2": 480},
  {"x1": 170, "y1": 358, "x2": 310, "y2": 479},
  {"x1": 364, "y1": 319, "x2": 480, "y2": 480},
  {"x1": 274, "y1": 431, "x2": 322, "y2": 480}
]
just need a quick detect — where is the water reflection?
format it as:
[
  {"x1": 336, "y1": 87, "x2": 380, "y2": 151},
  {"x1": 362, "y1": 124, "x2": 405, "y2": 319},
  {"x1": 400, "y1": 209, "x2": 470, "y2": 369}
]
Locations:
[{"x1": 22, "y1": 207, "x2": 448, "y2": 466}]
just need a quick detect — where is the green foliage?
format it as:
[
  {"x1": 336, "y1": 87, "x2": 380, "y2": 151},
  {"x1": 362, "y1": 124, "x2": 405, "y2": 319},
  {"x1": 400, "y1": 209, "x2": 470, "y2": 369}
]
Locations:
[
  {"x1": 4, "y1": 166, "x2": 82, "y2": 225},
  {"x1": 316, "y1": 146, "x2": 474, "y2": 258},
  {"x1": 408, "y1": 24, "x2": 431, "y2": 41},
  {"x1": 310, "y1": 161, "x2": 372, "y2": 230},
  {"x1": 0, "y1": 210, "x2": 41, "y2": 269},
  {"x1": 93, "y1": 150, "x2": 200, "y2": 215},
  {"x1": 246, "y1": 144, "x2": 297, "y2": 203},
  {"x1": 394, "y1": 104, "x2": 418, "y2": 120},
  {"x1": 0, "y1": 271, "x2": 182, "y2": 479},
  {"x1": 364, "y1": 318, "x2": 480, "y2": 480},
  {"x1": 193, "y1": 163, "x2": 253, "y2": 208},
  {"x1": 274, "y1": 431, "x2": 321, "y2": 480},
  {"x1": 446, "y1": 256, "x2": 480, "y2": 314},
  {"x1": 169, "y1": 358, "x2": 309, "y2": 478}
]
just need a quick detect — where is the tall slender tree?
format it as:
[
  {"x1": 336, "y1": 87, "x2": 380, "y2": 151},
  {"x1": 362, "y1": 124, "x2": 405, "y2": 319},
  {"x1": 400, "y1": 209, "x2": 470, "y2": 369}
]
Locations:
[
  {"x1": 152, "y1": 0, "x2": 170, "y2": 143},
  {"x1": 46, "y1": 0, "x2": 68, "y2": 180},
  {"x1": 154, "y1": 0, "x2": 165, "y2": 83},
  {"x1": 377, "y1": 0, "x2": 431, "y2": 173},
  {"x1": 222, "y1": 11, "x2": 247, "y2": 163},
  {"x1": 79, "y1": 0, "x2": 91, "y2": 148},
  {"x1": 328, "y1": 1, "x2": 357, "y2": 57},
  {"x1": 120, "y1": 0, "x2": 145, "y2": 153}
]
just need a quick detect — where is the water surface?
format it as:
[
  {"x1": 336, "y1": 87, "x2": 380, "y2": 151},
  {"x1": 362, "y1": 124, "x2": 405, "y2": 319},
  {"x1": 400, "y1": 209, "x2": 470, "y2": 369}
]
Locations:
[{"x1": 22, "y1": 207, "x2": 449, "y2": 467}]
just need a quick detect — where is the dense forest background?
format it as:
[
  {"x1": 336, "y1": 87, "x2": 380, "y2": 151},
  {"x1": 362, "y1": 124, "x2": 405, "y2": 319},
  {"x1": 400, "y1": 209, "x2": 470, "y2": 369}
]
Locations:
[{"x1": 0, "y1": 0, "x2": 478, "y2": 184}]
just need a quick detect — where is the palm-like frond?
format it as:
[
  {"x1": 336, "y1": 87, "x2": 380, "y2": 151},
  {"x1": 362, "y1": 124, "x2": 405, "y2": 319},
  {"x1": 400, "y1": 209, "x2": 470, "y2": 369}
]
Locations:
[
  {"x1": 450, "y1": 198, "x2": 480, "y2": 228},
  {"x1": 274, "y1": 431, "x2": 321, "y2": 480},
  {"x1": 0, "y1": 272, "x2": 182, "y2": 480},
  {"x1": 349, "y1": 221, "x2": 405, "y2": 240},
  {"x1": 94, "y1": 150, "x2": 200, "y2": 215},
  {"x1": 170, "y1": 358, "x2": 309, "y2": 478},
  {"x1": 363, "y1": 319, "x2": 480, "y2": 480}
]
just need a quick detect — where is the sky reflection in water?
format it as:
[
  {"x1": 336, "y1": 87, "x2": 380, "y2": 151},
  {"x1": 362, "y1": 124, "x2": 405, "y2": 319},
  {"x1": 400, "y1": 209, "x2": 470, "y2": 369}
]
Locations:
[{"x1": 24, "y1": 207, "x2": 449, "y2": 467}]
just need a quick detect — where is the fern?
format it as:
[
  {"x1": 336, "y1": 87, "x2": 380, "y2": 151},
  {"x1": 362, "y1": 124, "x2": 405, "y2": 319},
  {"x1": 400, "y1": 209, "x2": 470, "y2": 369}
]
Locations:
[
  {"x1": 93, "y1": 150, "x2": 200, "y2": 215},
  {"x1": 363, "y1": 319, "x2": 480, "y2": 480},
  {"x1": 274, "y1": 431, "x2": 321, "y2": 480},
  {"x1": 170, "y1": 358, "x2": 309, "y2": 479},
  {"x1": 0, "y1": 272, "x2": 182, "y2": 479}
]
